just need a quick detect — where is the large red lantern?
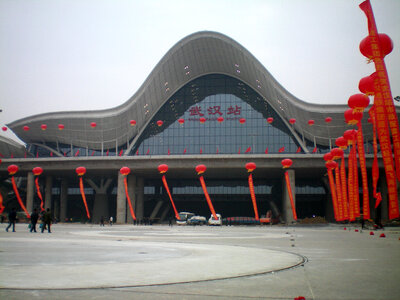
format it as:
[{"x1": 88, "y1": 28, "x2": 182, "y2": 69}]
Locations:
[
  {"x1": 158, "y1": 164, "x2": 168, "y2": 174},
  {"x1": 33, "y1": 167, "x2": 44, "y2": 211},
  {"x1": 323, "y1": 152, "x2": 333, "y2": 162},
  {"x1": 1, "y1": 126, "x2": 7, "y2": 131},
  {"x1": 267, "y1": 117, "x2": 274, "y2": 124},
  {"x1": 32, "y1": 167, "x2": 43, "y2": 176},
  {"x1": 359, "y1": 34, "x2": 393, "y2": 59},
  {"x1": 119, "y1": 166, "x2": 136, "y2": 221},
  {"x1": 7, "y1": 164, "x2": 18, "y2": 175},
  {"x1": 199, "y1": 117, "x2": 206, "y2": 124},
  {"x1": 289, "y1": 118, "x2": 296, "y2": 125},
  {"x1": 58, "y1": 124, "x2": 65, "y2": 130},
  {"x1": 308, "y1": 120, "x2": 315, "y2": 126},
  {"x1": 359, "y1": 73, "x2": 376, "y2": 95},
  {"x1": 326, "y1": 161, "x2": 338, "y2": 170},
  {"x1": 130, "y1": 120, "x2": 137, "y2": 126},
  {"x1": 23, "y1": 126, "x2": 30, "y2": 131},
  {"x1": 331, "y1": 148, "x2": 344, "y2": 160},
  {"x1": 217, "y1": 117, "x2": 224, "y2": 123},
  {"x1": 158, "y1": 164, "x2": 180, "y2": 220},
  {"x1": 157, "y1": 120, "x2": 163, "y2": 127},
  {"x1": 195, "y1": 164, "x2": 206, "y2": 175},
  {"x1": 344, "y1": 109, "x2": 363, "y2": 125},
  {"x1": 178, "y1": 118, "x2": 185, "y2": 125},
  {"x1": 75, "y1": 167, "x2": 90, "y2": 219},
  {"x1": 348, "y1": 94, "x2": 370, "y2": 113},
  {"x1": 239, "y1": 118, "x2": 246, "y2": 124},
  {"x1": 281, "y1": 159, "x2": 292, "y2": 169},
  {"x1": 40, "y1": 124, "x2": 47, "y2": 131},
  {"x1": 335, "y1": 137, "x2": 348, "y2": 149},
  {"x1": 90, "y1": 122, "x2": 97, "y2": 128},
  {"x1": 195, "y1": 164, "x2": 218, "y2": 221},
  {"x1": 245, "y1": 162, "x2": 259, "y2": 220},
  {"x1": 245, "y1": 162, "x2": 256, "y2": 172},
  {"x1": 343, "y1": 129, "x2": 357, "y2": 143},
  {"x1": 325, "y1": 117, "x2": 332, "y2": 123},
  {"x1": 119, "y1": 166, "x2": 131, "y2": 176},
  {"x1": 8, "y1": 164, "x2": 30, "y2": 218},
  {"x1": 75, "y1": 166, "x2": 86, "y2": 176}
]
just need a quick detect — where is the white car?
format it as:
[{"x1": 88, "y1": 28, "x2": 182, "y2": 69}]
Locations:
[
  {"x1": 208, "y1": 213, "x2": 222, "y2": 226},
  {"x1": 176, "y1": 212, "x2": 195, "y2": 225},
  {"x1": 187, "y1": 215, "x2": 207, "y2": 225}
]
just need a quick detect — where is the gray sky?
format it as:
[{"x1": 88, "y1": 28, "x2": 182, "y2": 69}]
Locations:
[{"x1": 0, "y1": 0, "x2": 399, "y2": 142}]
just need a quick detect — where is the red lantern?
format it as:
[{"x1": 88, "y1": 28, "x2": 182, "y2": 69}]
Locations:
[
  {"x1": 245, "y1": 162, "x2": 256, "y2": 172},
  {"x1": 32, "y1": 167, "x2": 43, "y2": 176},
  {"x1": 359, "y1": 34, "x2": 393, "y2": 59},
  {"x1": 7, "y1": 164, "x2": 18, "y2": 175},
  {"x1": 130, "y1": 120, "x2": 137, "y2": 126},
  {"x1": 217, "y1": 117, "x2": 224, "y2": 123},
  {"x1": 195, "y1": 164, "x2": 206, "y2": 175},
  {"x1": 157, "y1": 120, "x2": 163, "y2": 127},
  {"x1": 325, "y1": 117, "x2": 332, "y2": 123},
  {"x1": 289, "y1": 118, "x2": 296, "y2": 125},
  {"x1": 2, "y1": 126, "x2": 7, "y2": 131},
  {"x1": 40, "y1": 124, "x2": 47, "y2": 131},
  {"x1": 239, "y1": 118, "x2": 246, "y2": 124},
  {"x1": 23, "y1": 126, "x2": 30, "y2": 131},
  {"x1": 335, "y1": 137, "x2": 348, "y2": 149},
  {"x1": 359, "y1": 73, "x2": 376, "y2": 96},
  {"x1": 348, "y1": 94, "x2": 370, "y2": 112},
  {"x1": 58, "y1": 124, "x2": 65, "y2": 130},
  {"x1": 344, "y1": 129, "x2": 357, "y2": 143},
  {"x1": 281, "y1": 159, "x2": 292, "y2": 169},
  {"x1": 199, "y1": 117, "x2": 206, "y2": 124},
  {"x1": 120, "y1": 166, "x2": 131, "y2": 176},
  {"x1": 178, "y1": 118, "x2": 185, "y2": 125},
  {"x1": 326, "y1": 161, "x2": 338, "y2": 170},
  {"x1": 331, "y1": 148, "x2": 344, "y2": 160},
  {"x1": 267, "y1": 117, "x2": 274, "y2": 124},
  {"x1": 323, "y1": 152, "x2": 333, "y2": 162},
  {"x1": 344, "y1": 109, "x2": 363, "y2": 125},
  {"x1": 90, "y1": 122, "x2": 97, "y2": 128},
  {"x1": 158, "y1": 164, "x2": 169, "y2": 174},
  {"x1": 75, "y1": 166, "x2": 86, "y2": 176},
  {"x1": 308, "y1": 120, "x2": 315, "y2": 126}
]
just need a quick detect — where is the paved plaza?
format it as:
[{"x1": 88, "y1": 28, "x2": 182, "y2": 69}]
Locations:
[{"x1": 0, "y1": 223, "x2": 399, "y2": 299}]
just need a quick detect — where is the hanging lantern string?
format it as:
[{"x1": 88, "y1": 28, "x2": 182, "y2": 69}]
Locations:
[
  {"x1": 161, "y1": 175, "x2": 180, "y2": 220},
  {"x1": 123, "y1": 177, "x2": 136, "y2": 221},
  {"x1": 248, "y1": 173, "x2": 259, "y2": 220},
  {"x1": 79, "y1": 177, "x2": 90, "y2": 219},
  {"x1": 35, "y1": 177, "x2": 45, "y2": 212}
]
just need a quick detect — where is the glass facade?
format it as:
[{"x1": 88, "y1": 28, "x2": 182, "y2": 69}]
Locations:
[{"x1": 132, "y1": 74, "x2": 300, "y2": 155}]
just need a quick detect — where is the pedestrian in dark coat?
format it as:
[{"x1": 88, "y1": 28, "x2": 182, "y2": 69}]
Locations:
[
  {"x1": 6, "y1": 208, "x2": 17, "y2": 232},
  {"x1": 41, "y1": 208, "x2": 52, "y2": 233},
  {"x1": 30, "y1": 209, "x2": 39, "y2": 232}
]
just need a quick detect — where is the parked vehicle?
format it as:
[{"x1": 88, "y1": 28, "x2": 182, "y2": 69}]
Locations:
[
  {"x1": 176, "y1": 212, "x2": 195, "y2": 225},
  {"x1": 208, "y1": 213, "x2": 222, "y2": 226},
  {"x1": 187, "y1": 215, "x2": 207, "y2": 225}
]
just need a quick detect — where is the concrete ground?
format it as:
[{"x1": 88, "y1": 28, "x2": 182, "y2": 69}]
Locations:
[{"x1": 0, "y1": 223, "x2": 399, "y2": 300}]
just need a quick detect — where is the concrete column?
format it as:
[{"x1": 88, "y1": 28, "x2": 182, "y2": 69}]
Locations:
[
  {"x1": 45, "y1": 175, "x2": 53, "y2": 211},
  {"x1": 116, "y1": 172, "x2": 126, "y2": 224},
  {"x1": 26, "y1": 172, "x2": 34, "y2": 214},
  {"x1": 60, "y1": 178, "x2": 68, "y2": 222},
  {"x1": 136, "y1": 177, "x2": 144, "y2": 221},
  {"x1": 282, "y1": 169, "x2": 296, "y2": 224},
  {"x1": 127, "y1": 175, "x2": 136, "y2": 224},
  {"x1": 92, "y1": 194, "x2": 109, "y2": 223}
]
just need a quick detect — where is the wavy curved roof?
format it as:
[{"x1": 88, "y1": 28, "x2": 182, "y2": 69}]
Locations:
[{"x1": 8, "y1": 31, "x2": 379, "y2": 152}]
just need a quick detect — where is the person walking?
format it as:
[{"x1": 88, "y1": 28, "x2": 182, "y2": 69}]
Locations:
[
  {"x1": 30, "y1": 209, "x2": 39, "y2": 233},
  {"x1": 6, "y1": 208, "x2": 17, "y2": 232},
  {"x1": 41, "y1": 208, "x2": 52, "y2": 233},
  {"x1": 100, "y1": 216, "x2": 105, "y2": 226},
  {"x1": 109, "y1": 216, "x2": 113, "y2": 226}
]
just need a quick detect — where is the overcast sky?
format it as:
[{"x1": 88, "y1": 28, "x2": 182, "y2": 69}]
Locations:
[{"x1": 0, "y1": 0, "x2": 399, "y2": 142}]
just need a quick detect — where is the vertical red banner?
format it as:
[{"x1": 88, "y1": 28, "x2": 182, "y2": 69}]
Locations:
[
  {"x1": 340, "y1": 156, "x2": 349, "y2": 220},
  {"x1": 347, "y1": 145, "x2": 356, "y2": 222},
  {"x1": 199, "y1": 176, "x2": 218, "y2": 220},
  {"x1": 248, "y1": 173, "x2": 259, "y2": 220},
  {"x1": 123, "y1": 177, "x2": 136, "y2": 221},
  {"x1": 284, "y1": 171, "x2": 297, "y2": 221},
  {"x1": 79, "y1": 177, "x2": 91, "y2": 219},
  {"x1": 327, "y1": 169, "x2": 339, "y2": 221},
  {"x1": 334, "y1": 167, "x2": 344, "y2": 221},
  {"x1": 35, "y1": 177, "x2": 45, "y2": 212},
  {"x1": 352, "y1": 138, "x2": 361, "y2": 218},
  {"x1": 369, "y1": 106, "x2": 382, "y2": 207},
  {"x1": 356, "y1": 123, "x2": 370, "y2": 219},
  {"x1": 161, "y1": 175, "x2": 180, "y2": 220}
]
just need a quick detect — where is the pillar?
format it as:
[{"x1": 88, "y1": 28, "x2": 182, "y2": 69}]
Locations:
[
  {"x1": 136, "y1": 177, "x2": 144, "y2": 221},
  {"x1": 60, "y1": 178, "x2": 68, "y2": 222},
  {"x1": 116, "y1": 172, "x2": 126, "y2": 224},
  {"x1": 127, "y1": 174, "x2": 136, "y2": 224},
  {"x1": 45, "y1": 175, "x2": 53, "y2": 211},
  {"x1": 282, "y1": 169, "x2": 296, "y2": 224},
  {"x1": 26, "y1": 172, "x2": 34, "y2": 213}
]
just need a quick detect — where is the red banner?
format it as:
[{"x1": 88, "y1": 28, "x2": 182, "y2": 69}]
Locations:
[
  {"x1": 79, "y1": 177, "x2": 91, "y2": 219},
  {"x1": 352, "y1": 137, "x2": 361, "y2": 218},
  {"x1": 347, "y1": 145, "x2": 356, "y2": 222},
  {"x1": 162, "y1": 175, "x2": 180, "y2": 220},
  {"x1": 356, "y1": 123, "x2": 370, "y2": 219},
  {"x1": 369, "y1": 106, "x2": 382, "y2": 207},
  {"x1": 327, "y1": 168, "x2": 339, "y2": 221},
  {"x1": 284, "y1": 171, "x2": 297, "y2": 221},
  {"x1": 248, "y1": 173, "x2": 259, "y2": 220},
  {"x1": 335, "y1": 166, "x2": 344, "y2": 221},
  {"x1": 11, "y1": 176, "x2": 30, "y2": 218},
  {"x1": 0, "y1": 193, "x2": 4, "y2": 214},
  {"x1": 340, "y1": 156, "x2": 349, "y2": 220},
  {"x1": 199, "y1": 176, "x2": 218, "y2": 220},
  {"x1": 360, "y1": 0, "x2": 400, "y2": 182},
  {"x1": 35, "y1": 177, "x2": 45, "y2": 212},
  {"x1": 123, "y1": 177, "x2": 136, "y2": 221}
]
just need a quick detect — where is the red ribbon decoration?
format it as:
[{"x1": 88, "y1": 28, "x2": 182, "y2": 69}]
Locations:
[
  {"x1": 356, "y1": 121, "x2": 370, "y2": 219},
  {"x1": 11, "y1": 177, "x2": 30, "y2": 218},
  {"x1": 35, "y1": 177, "x2": 45, "y2": 212},
  {"x1": 369, "y1": 106, "x2": 382, "y2": 208},
  {"x1": 248, "y1": 173, "x2": 259, "y2": 220},
  {"x1": 199, "y1": 176, "x2": 217, "y2": 220},
  {"x1": 327, "y1": 167, "x2": 339, "y2": 221},
  {"x1": 284, "y1": 171, "x2": 297, "y2": 221},
  {"x1": 123, "y1": 177, "x2": 136, "y2": 221},
  {"x1": 340, "y1": 156, "x2": 349, "y2": 220},
  {"x1": 334, "y1": 166, "x2": 344, "y2": 221},
  {"x1": 352, "y1": 136, "x2": 360, "y2": 218},
  {"x1": 347, "y1": 145, "x2": 356, "y2": 222},
  {"x1": 79, "y1": 177, "x2": 91, "y2": 219},
  {"x1": 0, "y1": 194, "x2": 5, "y2": 214},
  {"x1": 161, "y1": 175, "x2": 179, "y2": 220}
]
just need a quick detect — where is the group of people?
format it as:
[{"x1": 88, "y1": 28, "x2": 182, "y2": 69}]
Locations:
[{"x1": 5, "y1": 208, "x2": 52, "y2": 233}]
